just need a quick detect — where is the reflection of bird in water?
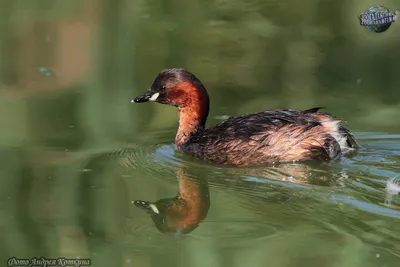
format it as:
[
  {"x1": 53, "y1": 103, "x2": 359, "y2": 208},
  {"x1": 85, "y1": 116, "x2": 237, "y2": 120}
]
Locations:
[
  {"x1": 208, "y1": 161, "x2": 350, "y2": 188},
  {"x1": 135, "y1": 168, "x2": 210, "y2": 234}
]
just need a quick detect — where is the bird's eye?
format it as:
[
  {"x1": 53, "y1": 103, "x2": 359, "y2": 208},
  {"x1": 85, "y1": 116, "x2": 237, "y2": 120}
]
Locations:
[{"x1": 161, "y1": 86, "x2": 166, "y2": 90}]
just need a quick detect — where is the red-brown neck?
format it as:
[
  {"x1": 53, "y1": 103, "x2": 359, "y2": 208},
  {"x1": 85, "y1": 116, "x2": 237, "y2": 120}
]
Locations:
[
  {"x1": 173, "y1": 82, "x2": 209, "y2": 148},
  {"x1": 170, "y1": 168, "x2": 210, "y2": 227}
]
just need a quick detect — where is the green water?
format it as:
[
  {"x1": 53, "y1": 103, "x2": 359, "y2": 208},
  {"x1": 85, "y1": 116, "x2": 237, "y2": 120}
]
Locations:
[{"x1": 1, "y1": 0, "x2": 400, "y2": 266}]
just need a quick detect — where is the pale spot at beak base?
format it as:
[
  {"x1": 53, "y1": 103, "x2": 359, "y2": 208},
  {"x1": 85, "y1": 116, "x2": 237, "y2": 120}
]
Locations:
[
  {"x1": 149, "y1": 92, "x2": 160, "y2": 101},
  {"x1": 149, "y1": 204, "x2": 160, "y2": 214}
]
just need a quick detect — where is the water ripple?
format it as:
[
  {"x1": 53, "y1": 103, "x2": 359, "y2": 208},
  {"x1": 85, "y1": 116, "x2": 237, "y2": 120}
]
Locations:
[
  {"x1": 189, "y1": 219, "x2": 279, "y2": 248},
  {"x1": 329, "y1": 195, "x2": 400, "y2": 219},
  {"x1": 125, "y1": 217, "x2": 179, "y2": 250},
  {"x1": 117, "y1": 130, "x2": 400, "y2": 221}
]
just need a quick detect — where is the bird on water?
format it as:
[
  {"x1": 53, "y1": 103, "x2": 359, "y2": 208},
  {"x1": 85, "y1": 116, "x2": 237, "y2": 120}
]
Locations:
[{"x1": 132, "y1": 68, "x2": 358, "y2": 166}]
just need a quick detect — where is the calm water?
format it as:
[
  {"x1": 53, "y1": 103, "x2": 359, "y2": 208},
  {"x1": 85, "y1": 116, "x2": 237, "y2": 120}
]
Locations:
[{"x1": 1, "y1": 1, "x2": 400, "y2": 267}]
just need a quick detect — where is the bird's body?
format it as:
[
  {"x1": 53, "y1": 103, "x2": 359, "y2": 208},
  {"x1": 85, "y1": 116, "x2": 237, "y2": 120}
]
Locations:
[
  {"x1": 132, "y1": 68, "x2": 357, "y2": 166},
  {"x1": 180, "y1": 108, "x2": 357, "y2": 166}
]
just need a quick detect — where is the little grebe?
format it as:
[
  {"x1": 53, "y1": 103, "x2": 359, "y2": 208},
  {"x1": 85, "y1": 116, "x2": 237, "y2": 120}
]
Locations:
[{"x1": 132, "y1": 68, "x2": 358, "y2": 166}]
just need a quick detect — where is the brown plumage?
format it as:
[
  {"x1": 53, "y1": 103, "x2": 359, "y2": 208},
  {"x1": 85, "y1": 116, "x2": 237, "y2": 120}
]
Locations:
[{"x1": 132, "y1": 68, "x2": 358, "y2": 166}]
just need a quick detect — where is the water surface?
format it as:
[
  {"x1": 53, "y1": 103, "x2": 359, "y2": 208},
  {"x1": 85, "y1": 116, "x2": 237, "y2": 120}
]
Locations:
[{"x1": 0, "y1": 1, "x2": 399, "y2": 267}]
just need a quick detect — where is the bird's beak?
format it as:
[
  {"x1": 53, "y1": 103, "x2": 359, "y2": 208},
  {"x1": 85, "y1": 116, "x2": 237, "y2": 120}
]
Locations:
[
  {"x1": 134, "y1": 200, "x2": 160, "y2": 214},
  {"x1": 131, "y1": 91, "x2": 160, "y2": 103}
]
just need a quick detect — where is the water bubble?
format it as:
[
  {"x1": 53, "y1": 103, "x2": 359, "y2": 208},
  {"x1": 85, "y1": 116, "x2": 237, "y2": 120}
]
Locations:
[
  {"x1": 37, "y1": 66, "x2": 54, "y2": 77},
  {"x1": 384, "y1": 176, "x2": 400, "y2": 205},
  {"x1": 386, "y1": 176, "x2": 400, "y2": 194}
]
